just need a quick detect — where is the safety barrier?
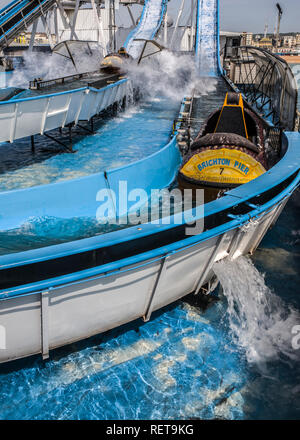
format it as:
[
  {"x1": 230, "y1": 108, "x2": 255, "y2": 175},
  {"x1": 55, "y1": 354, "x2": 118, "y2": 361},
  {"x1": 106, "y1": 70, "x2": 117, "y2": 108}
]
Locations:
[
  {"x1": 0, "y1": 79, "x2": 130, "y2": 143},
  {"x1": 227, "y1": 46, "x2": 298, "y2": 131}
]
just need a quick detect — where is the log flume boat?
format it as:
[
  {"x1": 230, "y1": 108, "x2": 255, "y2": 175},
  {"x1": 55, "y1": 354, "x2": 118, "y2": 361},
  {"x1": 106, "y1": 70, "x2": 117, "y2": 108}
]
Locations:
[
  {"x1": 178, "y1": 93, "x2": 268, "y2": 194},
  {"x1": 100, "y1": 47, "x2": 132, "y2": 74}
]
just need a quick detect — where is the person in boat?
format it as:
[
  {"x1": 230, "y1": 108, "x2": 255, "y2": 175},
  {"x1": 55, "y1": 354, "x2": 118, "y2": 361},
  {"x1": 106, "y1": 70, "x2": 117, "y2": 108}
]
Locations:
[
  {"x1": 178, "y1": 93, "x2": 268, "y2": 199},
  {"x1": 118, "y1": 47, "x2": 130, "y2": 58}
]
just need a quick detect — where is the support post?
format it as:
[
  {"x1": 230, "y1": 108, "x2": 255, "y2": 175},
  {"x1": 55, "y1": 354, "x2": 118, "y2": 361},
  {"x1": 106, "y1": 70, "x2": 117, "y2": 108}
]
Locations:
[
  {"x1": 68, "y1": 124, "x2": 73, "y2": 147},
  {"x1": 41, "y1": 290, "x2": 50, "y2": 360},
  {"x1": 54, "y1": 5, "x2": 59, "y2": 44},
  {"x1": 29, "y1": 19, "x2": 38, "y2": 51},
  {"x1": 126, "y1": 5, "x2": 136, "y2": 27},
  {"x1": 70, "y1": 0, "x2": 80, "y2": 40},
  {"x1": 43, "y1": 132, "x2": 73, "y2": 153},
  {"x1": 108, "y1": 0, "x2": 113, "y2": 52},
  {"x1": 41, "y1": 14, "x2": 54, "y2": 49},
  {"x1": 56, "y1": 0, "x2": 79, "y2": 40},
  {"x1": 193, "y1": 234, "x2": 226, "y2": 295},
  {"x1": 143, "y1": 256, "x2": 168, "y2": 322},
  {"x1": 190, "y1": 0, "x2": 195, "y2": 51},
  {"x1": 170, "y1": 0, "x2": 185, "y2": 49},
  {"x1": 91, "y1": 0, "x2": 106, "y2": 55}
]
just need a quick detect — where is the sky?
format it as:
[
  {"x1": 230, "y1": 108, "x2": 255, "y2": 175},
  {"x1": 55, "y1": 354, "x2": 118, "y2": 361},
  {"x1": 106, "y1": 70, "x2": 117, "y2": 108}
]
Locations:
[
  {"x1": 166, "y1": 0, "x2": 299, "y2": 34},
  {"x1": 0, "y1": 0, "x2": 299, "y2": 34},
  {"x1": 218, "y1": 0, "x2": 300, "y2": 33}
]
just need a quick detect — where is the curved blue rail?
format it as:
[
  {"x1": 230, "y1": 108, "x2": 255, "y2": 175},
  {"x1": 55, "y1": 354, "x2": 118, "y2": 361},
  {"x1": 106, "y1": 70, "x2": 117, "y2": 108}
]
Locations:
[
  {"x1": 124, "y1": 0, "x2": 168, "y2": 58},
  {"x1": 0, "y1": 135, "x2": 182, "y2": 231},
  {"x1": 0, "y1": 0, "x2": 56, "y2": 48}
]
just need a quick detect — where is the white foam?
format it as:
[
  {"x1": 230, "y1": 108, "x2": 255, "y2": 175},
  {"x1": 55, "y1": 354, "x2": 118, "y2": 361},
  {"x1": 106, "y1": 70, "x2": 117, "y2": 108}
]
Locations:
[
  {"x1": 127, "y1": 50, "x2": 217, "y2": 102},
  {"x1": 213, "y1": 256, "x2": 300, "y2": 367}
]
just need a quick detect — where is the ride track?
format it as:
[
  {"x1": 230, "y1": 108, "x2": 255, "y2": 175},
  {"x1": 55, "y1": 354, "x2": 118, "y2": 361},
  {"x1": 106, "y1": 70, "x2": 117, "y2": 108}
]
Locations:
[
  {"x1": 0, "y1": 0, "x2": 170, "y2": 144},
  {"x1": 0, "y1": 0, "x2": 56, "y2": 48},
  {"x1": 0, "y1": 0, "x2": 299, "y2": 364}
]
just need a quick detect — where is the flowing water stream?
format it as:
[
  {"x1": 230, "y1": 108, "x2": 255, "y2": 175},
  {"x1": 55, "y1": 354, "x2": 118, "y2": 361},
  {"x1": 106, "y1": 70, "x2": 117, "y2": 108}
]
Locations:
[{"x1": 214, "y1": 256, "x2": 300, "y2": 367}]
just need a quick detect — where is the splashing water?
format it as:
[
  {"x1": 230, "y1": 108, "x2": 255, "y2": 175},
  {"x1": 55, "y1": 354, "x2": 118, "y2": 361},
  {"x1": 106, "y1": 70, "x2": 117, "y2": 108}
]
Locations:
[
  {"x1": 8, "y1": 45, "x2": 103, "y2": 89},
  {"x1": 126, "y1": 50, "x2": 217, "y2": 102},
  {"x1": 213, "y1": 256, "x2": 300, "y2": 366}
]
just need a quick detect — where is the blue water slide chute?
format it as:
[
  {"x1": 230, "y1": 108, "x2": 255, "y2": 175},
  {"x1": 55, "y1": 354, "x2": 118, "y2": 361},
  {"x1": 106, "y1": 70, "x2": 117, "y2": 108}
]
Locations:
[
  {"x1": 124, "y1": 0, "x2": 168, "y2": 59},
  {"x1": 195, "y1": 0, "x2": 222, "y2": 76}
]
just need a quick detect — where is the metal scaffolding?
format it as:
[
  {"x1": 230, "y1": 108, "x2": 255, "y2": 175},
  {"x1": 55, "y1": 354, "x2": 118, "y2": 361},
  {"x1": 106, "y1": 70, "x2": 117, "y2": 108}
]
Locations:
[{"x1": 228, "y1": 46, "x2": 298, "y2": 131}]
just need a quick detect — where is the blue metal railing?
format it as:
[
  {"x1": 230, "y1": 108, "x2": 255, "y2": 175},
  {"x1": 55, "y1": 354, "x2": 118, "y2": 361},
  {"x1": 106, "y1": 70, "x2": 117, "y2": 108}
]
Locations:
[{"x1": 0, "y1": 0, "x2": 56, "y2": 48}]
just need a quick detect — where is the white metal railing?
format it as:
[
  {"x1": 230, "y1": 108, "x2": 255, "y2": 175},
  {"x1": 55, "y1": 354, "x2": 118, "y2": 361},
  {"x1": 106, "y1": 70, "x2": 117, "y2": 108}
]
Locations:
[{"x1": 0, "y1": 79, "x2": 129, "y2": 143}]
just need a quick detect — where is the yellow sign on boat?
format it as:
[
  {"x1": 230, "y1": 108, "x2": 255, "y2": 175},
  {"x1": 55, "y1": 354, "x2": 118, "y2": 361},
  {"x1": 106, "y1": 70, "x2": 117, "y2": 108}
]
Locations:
[{"x1": 180, "y1": 148, "x2": 266, "y2": 186}]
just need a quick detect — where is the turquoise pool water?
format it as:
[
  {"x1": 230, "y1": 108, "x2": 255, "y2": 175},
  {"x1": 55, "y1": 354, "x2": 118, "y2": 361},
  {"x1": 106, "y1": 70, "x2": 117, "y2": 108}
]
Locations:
[{"x1": 0, "y1": 94, "x2": 181, "y2": 255}]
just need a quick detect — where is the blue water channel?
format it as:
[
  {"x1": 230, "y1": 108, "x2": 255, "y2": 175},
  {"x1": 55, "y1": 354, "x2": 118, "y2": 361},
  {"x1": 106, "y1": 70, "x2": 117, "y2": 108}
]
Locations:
[
  {"x1": 0, "y1": 98, "x2": 178, "y2": 191},
  {"x1": 0, "y1": 95, "x2": 180, "y2": 254}
]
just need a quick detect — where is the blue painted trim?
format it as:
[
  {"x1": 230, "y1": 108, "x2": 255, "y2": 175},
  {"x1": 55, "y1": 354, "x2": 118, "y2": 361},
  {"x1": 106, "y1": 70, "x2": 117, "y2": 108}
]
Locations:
[
  {"x1": 0, "y1": 0, "x2": 27, "y2": 22},
  {"x1": 0, "y1": 0, "x2": 20, "y2": 17},
  {"x1": 0, "y1": 78, "x2": 128, "y2": 105},
  {"x1": 0, "y1": 0, "x2": 54, "y2": 42},
  {"x1": 0, "y1": 135, "x2": 181, "y2": 231},
  {"x1": 0, "y1": 93, "x2": 183, "y2": 232},
  {"x1": 88, "y1": 78, "x2": 128, "y2": 93},
  {"x1": 124, "y1": 0, "x2": 148, "y2": 49}
]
